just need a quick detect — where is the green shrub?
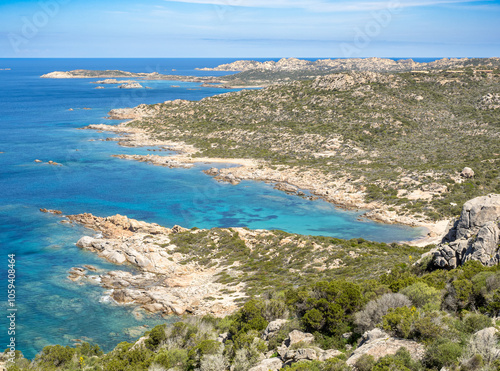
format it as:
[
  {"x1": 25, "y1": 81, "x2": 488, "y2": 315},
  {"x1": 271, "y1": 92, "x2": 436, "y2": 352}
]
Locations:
[
  {"x1": 153, "y1": 349, "x2": 188, "y2": 369},
  {"x1": 423, "y1": 338, "x2": 462, "y2": 369},
  {"x1": 401, "y1": 282, "x2": 441, "y2": 310},
  {"x1": 382, "y1": 306, "x2": 416, "y2": 339},
  {"x1": 188, "y1": 340, "x2": 222, "y2": 370},
  {"x1": 355, "y1": 354, "x2": 376, "y2": 371},
  {"x1": 145, "y1": 324, "x2": 167, "y2": 350},
  {"x1": 34, "y1": 345, "x2": 76, "y2": 369},
  {"x1": 373, "y1": 347, "x2": 421, "y2": 371},
  {"x1": 461, "y1": 313, "x2": 493, "y2": 334},
  {"x1": 355, "y1": 293, "x2": 412, "y2": 333}
]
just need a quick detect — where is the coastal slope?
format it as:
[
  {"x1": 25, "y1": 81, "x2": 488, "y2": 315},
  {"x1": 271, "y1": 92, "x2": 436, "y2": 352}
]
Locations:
[{"x1": 95, "y1": 67, "x2": 500, "y2": 229}]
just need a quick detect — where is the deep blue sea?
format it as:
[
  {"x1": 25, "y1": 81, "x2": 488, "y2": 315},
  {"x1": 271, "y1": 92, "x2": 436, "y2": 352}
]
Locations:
[{"x1": 0, "y1": 58, "x2": 431, "y2": 359}]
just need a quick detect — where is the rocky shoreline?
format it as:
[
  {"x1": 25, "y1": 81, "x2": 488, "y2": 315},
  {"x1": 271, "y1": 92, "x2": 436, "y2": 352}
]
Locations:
[
  {"x1": 83, "y1": 121, "x2": 445, "y2": 247},
  {"x1": 39, "y1": 69, "x2": 252, "y2": 88},
  {"x1": 64, "y1": 212, "x2": 247, "y2": 317}
]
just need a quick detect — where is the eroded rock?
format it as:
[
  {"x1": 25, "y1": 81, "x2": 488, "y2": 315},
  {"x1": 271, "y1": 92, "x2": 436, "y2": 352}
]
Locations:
[
  {"x1": 433, "y1": 195, "x2": 500, "y2": 268},
  {"x1": 347, "y1": 329, "x2": 424, "y2": 366}
]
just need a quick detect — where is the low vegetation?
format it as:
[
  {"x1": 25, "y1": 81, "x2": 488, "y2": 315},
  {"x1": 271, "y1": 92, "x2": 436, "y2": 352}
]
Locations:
[
  {"x1": 131, "y1": 68, "x2": 500, "y2": 220},
  {"x1": 6, "y1": 259, "x2": 500, "y2": 370}
]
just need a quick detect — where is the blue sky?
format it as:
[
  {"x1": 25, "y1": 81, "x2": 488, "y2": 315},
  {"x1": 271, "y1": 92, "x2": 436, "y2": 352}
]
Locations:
[{"x1": 0, "y1": 0, "x2": 499, "y2": 57}]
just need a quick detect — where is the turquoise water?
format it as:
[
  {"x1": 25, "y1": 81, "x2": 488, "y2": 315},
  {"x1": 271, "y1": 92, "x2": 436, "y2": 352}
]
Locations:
[{"x1": 0, "y1": 58, "x2": 428, "y2": 358}]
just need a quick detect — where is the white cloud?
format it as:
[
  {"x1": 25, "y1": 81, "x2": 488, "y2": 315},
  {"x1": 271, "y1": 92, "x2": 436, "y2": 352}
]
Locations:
[{"x1": 163, "y1": 0, "x2": 487, "y2": 12}]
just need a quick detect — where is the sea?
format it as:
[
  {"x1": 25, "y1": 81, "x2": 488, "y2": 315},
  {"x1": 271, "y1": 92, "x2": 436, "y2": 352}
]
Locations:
[{"x1": 0, "y1": 58, "x2": 434, "y2": 359}]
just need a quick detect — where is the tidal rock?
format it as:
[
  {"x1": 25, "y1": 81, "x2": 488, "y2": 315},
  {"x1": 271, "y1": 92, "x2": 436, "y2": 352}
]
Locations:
[
  {"x1": 68, "y1": 267, "x2": 87, "y2": 281},
  {"x1": 204, "y1": 167, "x2": 219, "y2": 176},
  {"x1": 40, "y1": 208, "x2": 63, "y2": 215},
  {"x1": 119, "y1": 82, "x2": 143, "y2": 89},
  {"x1": 76, "y1": 236, "x2": 97, "y2": 248},
  {"x1": 274, "y1": 182, "x2": 298, "y2": 194}
]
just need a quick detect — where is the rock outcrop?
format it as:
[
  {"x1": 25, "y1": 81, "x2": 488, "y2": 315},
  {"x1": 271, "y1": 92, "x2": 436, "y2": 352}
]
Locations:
[
  {"x1": 433, "y1": 194, "x2": 500, "y2": 269},
  {"x1": 460, "y1": 167, "x2": 475, "y2": 178},
  {"x1": 346, "y1": 329, "x2": 425, "y2": 366},
  {"x1": 311, "y1": 71, "x2": 396, "y2": 91},
  {"x1": 119, "y1": 82, "x2": 143, "y2": 89},
  {"x1": 262, "y1": 319, "x2": 288, "y2": 341},
  {"x1": 478, "y1": 93, "x2": 500, "y2": 110},
  {"x1": 273, "y1": 330, "x2": 342, "y2": 368},
  {"x1": 63, "y1": 213, "x2": 247, "y2": 317},
  {"x1": 248, "y1": 358, "x2": 283, "y2": 371},
  {"x1": 106, "y1": 104, "x2": 156, "y2": 120}
]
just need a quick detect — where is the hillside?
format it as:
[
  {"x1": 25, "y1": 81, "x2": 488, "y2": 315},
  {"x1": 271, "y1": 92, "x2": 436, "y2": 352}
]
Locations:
[{"x1": 125, "y1": 69, "x2": 500, "y2": 222}]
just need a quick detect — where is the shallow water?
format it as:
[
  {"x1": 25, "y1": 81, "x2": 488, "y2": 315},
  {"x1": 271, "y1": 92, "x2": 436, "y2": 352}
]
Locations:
[{"x1": 0, "y1": 58, "x2": 429, "y2": 358}]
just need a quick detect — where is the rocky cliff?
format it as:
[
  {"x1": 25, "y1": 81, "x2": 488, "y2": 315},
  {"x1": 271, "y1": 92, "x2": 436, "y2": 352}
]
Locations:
[{"x1": 433, "y1": 194, "x2": 500, "y2": 269}]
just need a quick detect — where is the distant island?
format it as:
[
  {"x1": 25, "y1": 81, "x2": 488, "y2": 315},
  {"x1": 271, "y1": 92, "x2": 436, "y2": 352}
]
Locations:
[{"x1": 41, "y1": 57, "x2": 500, "y2": 88}]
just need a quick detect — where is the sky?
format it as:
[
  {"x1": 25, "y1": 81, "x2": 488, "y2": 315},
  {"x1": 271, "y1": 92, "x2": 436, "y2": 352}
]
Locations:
[{"x1": 0, "y1": 0, "x2": 499, "y2": 58}]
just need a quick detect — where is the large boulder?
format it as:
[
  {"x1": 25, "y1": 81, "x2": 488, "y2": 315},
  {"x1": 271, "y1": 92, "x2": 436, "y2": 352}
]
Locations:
[
  {"x1": 263, "y1": 319, "x2": 288, "y2": 340},
  {"x1": 433, "y1": 195, "x2": 500, "y2": 269},
  {"x1": 283, "y1": 330, "x2": 315, "y2": 347},
  {"x1": 347, "y1": 329, "x2": 424, "y2": 366},
  {"x1": 248, "y1": 357, "x2": 283, "y2": 371},
  {"x1": 464, "y1": 222, "x2": 500, "y2": 266},
  {"x1": 456, "y1": 194, "x2": 500, "y2": 240}
]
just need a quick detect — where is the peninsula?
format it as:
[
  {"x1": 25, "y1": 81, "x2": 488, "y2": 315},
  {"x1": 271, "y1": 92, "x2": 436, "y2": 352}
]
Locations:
[{"x1": 81, "y1": 59, "x2": 499, "y2": 236}]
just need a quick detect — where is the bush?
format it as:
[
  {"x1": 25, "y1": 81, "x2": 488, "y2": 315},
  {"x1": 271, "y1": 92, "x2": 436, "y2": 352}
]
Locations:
[
  {"x1": 34, "y1": 345, "x2": 76, "y2": 368},
  {"x1": 401, "y1": 282, "x2": 441, "y2": 310},
  {"x1": 188, "y1": 340, "x2": 222, "y2": 369},
  {"x1": 288, "y1": 280, "x2": 363, "y2": 336},
  {"x1": 461, "y1": 327, "x2": 500, "y2": 366},
  {"x1": 355, "y1": 293, "x2": 412, "y2": 333},
  {"x1": 413, "y1": 311, "x2": 446, "y2": 341},
  {"x1": 460, "y1": 354, "x2": 484, "y2": 371},
  {"x1": 423, "y1": 338, "x2": 463, "y2": 369},
  {"x1": 373, "y1": 348, "x2": 421, "y2": 371},
  {"x1": 461, "y1": 313, "x2": 493, "y2": 334},
  {"x1": 153, "y1": 349, "x2": 188, "y2": 369},
  {"x1": 382, "y1": 306, "x2": 416, "y2": 339},
  {"x1": 145, "y1": 324, "x2": 167, "y2": 350},
  {"x1": 303, "y1": 308, "x2": 325, "y2": 331},
  {"x1": 200, "y1": 353, "x2": 228, "y2": 371},
  {"x1": 355, "y1": 354, "x2": 376, "y2": 371}
]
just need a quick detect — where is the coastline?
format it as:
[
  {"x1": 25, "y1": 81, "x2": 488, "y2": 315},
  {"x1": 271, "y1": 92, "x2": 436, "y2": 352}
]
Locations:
[
  {"x1": 83, "y1": 121, "x2": 448, "y2": 246},
  {"x1": 51, "y1": 209, "x2": 431, "y2": 320}
]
